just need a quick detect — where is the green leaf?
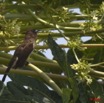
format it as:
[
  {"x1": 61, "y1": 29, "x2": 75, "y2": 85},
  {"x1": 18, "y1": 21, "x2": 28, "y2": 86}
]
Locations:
[
  {"x1": 50, "y1": 91, "x2": 62, "y2": 103},
  {"x1": 47, "y1": 34, "x2": 73, "y2": 77},
  {"x1": 47, "y1": 35, "x2": 79, "y2": 103},
  {"x1": 67, "y1": 49, "x2": 83, "y2": 65},
  {"x1": 78, "y1": 83, "x2": 91, "y2": 103},
  {"x1": 90, "y1": 80, "x2": 104, "y2": 101},
  {"x1": 7, "y1": 82, "x2": 28, "y2": 100},
  {"x1": 67, "y1": 49, "x2": 77, "y2": 65},
  {"x1": 68, "y1": 78, "x2": 79, "y2": 103},
  {"x1": 62, "y1": 88, "x2": 72, "y2": 103},
  {"x1": 8, "y1": 74, "x2": 59, "y2": 103},
  {"x1": 9, "y1": 74, "x2": 50, "y2": 95},
  {"x1": 7, "y1": 81, "x2": 55, "y2": 103}
]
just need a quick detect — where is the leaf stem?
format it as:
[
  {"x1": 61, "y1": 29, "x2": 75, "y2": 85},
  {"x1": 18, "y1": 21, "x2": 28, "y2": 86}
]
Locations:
[
  {"x1": 72, "y1": 49, "x2": 80, "y2": 63},
  {"x1": 0, "y1": 68, "x2": 67, "y2": 81},
  {"x1": 90, "y1": 62, "x2": 104, "y2": 67},
  {"x1": 0, "y1": 44, "x2": 104, "y2": 51},
  {"x1": 27, "y1": 9, "x2": 82, "y2": 30},
  {"x1": 28, "y1": 63, "x2": 62, "y2": 96}
]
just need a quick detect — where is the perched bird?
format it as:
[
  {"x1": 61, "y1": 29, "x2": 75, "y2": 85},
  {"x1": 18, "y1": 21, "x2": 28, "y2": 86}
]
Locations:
[{"x1": 2, "y1": 29, "x2": 38, "y2": 82}]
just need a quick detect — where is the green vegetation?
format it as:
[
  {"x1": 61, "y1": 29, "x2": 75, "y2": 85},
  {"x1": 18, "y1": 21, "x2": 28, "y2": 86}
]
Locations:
[{"x1": 0, "y1": 0, "x2": 104, "y2": 103}]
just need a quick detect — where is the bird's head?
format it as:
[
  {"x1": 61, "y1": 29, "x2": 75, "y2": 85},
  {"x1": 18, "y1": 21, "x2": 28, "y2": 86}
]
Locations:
[{"x1": 25, "y1": 29, "x2": 39, "y2": 40}]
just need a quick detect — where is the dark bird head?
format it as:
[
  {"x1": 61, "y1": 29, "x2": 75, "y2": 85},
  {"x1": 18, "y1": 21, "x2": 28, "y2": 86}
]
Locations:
[{"x1": 25, "y1": 29, "x2": 39, "y2": 40}]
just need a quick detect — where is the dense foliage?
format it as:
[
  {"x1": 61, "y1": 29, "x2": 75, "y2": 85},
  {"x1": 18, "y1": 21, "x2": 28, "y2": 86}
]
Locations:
[{"x1": 0, "y1": 0, "x2": 104, "y2": 103}]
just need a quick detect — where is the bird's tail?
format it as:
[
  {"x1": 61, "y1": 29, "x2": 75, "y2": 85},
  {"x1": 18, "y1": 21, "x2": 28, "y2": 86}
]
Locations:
[
  {"x1": 2, "y1": 73, "x2": 8, "y2": 82},
  {"x1": 2, "y1": 67, "x2": 10, "y2": 83}
]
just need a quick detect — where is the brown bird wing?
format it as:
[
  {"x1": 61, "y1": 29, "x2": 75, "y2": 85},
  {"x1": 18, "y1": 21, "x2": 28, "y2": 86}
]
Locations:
[{"x1": 13, "y1": 42, "x2": 34, "y2": 68}]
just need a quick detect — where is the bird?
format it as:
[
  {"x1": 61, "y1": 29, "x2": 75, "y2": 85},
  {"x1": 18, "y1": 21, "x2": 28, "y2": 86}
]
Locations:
[{"x1": 2, "y1": 29, "x2": 38, "y2": 82}]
